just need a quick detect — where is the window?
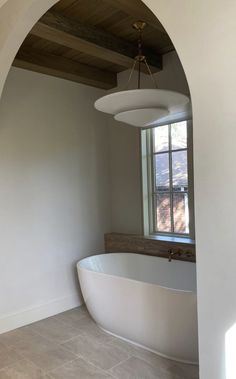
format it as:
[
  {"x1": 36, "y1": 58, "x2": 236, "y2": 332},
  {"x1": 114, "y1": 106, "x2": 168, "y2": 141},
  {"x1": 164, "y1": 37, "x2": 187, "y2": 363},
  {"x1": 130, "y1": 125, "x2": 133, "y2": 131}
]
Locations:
[{"x1": 141, "y1": 121, "x2": 194, "y2": 239}]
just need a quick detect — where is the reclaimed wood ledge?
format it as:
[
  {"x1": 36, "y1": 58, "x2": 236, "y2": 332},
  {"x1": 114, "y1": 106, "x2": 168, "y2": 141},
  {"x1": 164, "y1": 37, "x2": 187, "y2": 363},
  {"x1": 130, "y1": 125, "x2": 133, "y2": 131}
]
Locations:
[{"x1": 105, "y1": 233, "x2": 196, "y2": 262}]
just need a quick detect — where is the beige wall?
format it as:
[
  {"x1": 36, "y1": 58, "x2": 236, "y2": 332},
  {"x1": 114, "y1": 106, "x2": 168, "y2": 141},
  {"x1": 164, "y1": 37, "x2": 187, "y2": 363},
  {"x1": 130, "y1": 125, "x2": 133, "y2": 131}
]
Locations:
[
  {"x1": 0, "y1": 67, "x2": 111, "y2": 332},
  {"x1": 109, "y1": 122, "x2": 142, "y2": 234}
]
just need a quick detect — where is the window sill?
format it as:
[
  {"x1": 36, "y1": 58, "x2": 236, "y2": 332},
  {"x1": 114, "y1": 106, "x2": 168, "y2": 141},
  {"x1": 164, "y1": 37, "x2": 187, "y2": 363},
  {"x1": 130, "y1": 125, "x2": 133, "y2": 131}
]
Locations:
[{"x1": 144, "y1": 234, "x2": 195, "y2": 246}]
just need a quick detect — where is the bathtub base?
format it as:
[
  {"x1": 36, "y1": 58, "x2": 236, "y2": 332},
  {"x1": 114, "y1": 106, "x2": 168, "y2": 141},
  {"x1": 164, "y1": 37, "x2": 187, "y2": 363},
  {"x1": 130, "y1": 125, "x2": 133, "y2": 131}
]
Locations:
[
  {"x1": 99, "y1": 324, "x2": 198, "y2": 366},
  {"x1": 77, "y1": 253, "x2": 198, "y2": 364}
]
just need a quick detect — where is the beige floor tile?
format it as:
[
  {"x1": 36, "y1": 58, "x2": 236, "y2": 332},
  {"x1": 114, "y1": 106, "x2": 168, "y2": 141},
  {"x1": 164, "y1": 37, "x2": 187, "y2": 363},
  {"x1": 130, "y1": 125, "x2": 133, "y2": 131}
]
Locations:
[
  {"x1": 80, "y1": 325, "x2": 114, "y2": 345},
  {"x1": 0, "y1": 309, "x2": 199, "y2": 378},
  {"x1": 108, "y1": 338, "x2": 199, "y2": 379},
  {"x1": 172, "y1": 361, "x2": 199, "y2": 379},
  {"x1": 62, "y1": 334, "x2": 129, "y2": 370},
  {"x1": 108, "y1": 338, "x2": 172, "y2": 369},
  {"x1": 64, "y1": 314, "x2": 114, "y2": 344},
  {"x1": 0, "y1": 327, "x2": 37, "y2": 348},
  {"x1": 55, "y1": 306, "x2": 89, "y2": 328},
  {"x1": 107, "y1": 338, "x2": 143, "y2": 356},
  {"x1": 110, "y1": 356, "x2": 163, "y2": 379},
  {"x1": 0, "y1": 343, "x2": 8, "y2": 351},
  {"x1": 49, "y1": 357, "x2": 113, "y2": 379},
  {"x1": 27, "y1": 318, "x2": 81, "y2": 344},
  {"x1": 12, "y1": 333, "x2": 58, "y2": 355},
  {"x1": 0, "y1": 346, "x2": 22, "y2": 370},
  {"x1": 67, "y1": 314, "x2": 96, "y2": 330},
  {"x1": 22, "y1": 346, "x2": 77, "y2": 372},
  {"x1": 0, "y1": 359, "x2": 45, "y2": 379}
]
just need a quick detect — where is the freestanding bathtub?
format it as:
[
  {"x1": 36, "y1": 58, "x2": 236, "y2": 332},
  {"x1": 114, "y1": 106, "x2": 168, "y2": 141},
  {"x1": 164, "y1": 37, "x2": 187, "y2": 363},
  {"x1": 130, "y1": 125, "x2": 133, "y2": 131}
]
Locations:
[{"x1": 77, "y1": 252, "x2": 198, "y2": 364}]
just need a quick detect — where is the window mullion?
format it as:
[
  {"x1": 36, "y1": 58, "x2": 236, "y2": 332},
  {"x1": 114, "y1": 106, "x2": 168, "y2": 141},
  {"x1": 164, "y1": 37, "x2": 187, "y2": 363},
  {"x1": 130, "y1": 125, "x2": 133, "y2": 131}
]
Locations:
[
  {"x1": 168, "y1": 124, "x2": 174, "y2": 233},
  {"x1": 150, "y1": 130, "x2": 156, "y2": 233}
]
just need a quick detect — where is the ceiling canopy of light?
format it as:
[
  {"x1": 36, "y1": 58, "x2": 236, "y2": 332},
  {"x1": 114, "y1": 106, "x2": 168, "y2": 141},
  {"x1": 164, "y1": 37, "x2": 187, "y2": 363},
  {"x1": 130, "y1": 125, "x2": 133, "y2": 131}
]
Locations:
[{"x1": 94, "y1": 21, "x2": 191, "y2": 128}]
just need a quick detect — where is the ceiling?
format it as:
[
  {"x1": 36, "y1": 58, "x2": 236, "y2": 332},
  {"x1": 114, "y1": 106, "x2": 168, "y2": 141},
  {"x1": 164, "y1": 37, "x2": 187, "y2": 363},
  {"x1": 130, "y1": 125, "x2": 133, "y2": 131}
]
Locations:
[{"x1": 13, "y1": 0, "x2": 174, "y2": 89}]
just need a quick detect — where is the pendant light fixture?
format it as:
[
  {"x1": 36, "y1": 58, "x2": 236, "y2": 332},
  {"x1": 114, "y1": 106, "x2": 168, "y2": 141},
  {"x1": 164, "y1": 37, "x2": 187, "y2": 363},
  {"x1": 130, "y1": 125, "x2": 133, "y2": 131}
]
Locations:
[{"x1": 94, "y1": 21, "x2": 190, "y2": 128}]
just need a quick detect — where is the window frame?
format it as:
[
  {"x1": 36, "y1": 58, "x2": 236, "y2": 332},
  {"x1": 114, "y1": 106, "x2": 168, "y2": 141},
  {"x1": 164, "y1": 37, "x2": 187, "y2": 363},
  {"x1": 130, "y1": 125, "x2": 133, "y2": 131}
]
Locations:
[{"x1": 141, "y1": 120, "x2": 195, "y2": 240}]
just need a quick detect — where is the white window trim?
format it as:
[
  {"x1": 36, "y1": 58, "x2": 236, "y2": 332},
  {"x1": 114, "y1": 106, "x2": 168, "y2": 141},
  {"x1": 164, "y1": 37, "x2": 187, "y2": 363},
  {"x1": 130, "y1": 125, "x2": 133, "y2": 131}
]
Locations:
[{"x1": 141, "y1": 120, "x2": 195, "y2": 240}]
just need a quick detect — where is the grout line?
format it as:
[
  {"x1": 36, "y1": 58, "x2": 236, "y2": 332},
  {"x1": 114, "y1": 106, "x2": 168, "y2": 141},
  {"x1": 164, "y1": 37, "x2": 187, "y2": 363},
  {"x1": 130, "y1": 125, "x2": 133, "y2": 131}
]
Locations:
[
  {"x1": 74, "y1": 356, "x2": 117, "y2": 378},
  {"x1": 19, "y1": 320, "x2": 84, "y2": 346},
  {"x1": 58, "y1": 330, "x2": 86, "y2": 345},
  {"x1": 45, "y1": 373, "x2": 54, "y2": 379},
  {"x1": 46, "y1": 358, "x2": 79, "y2": 375},
  {"x1": 0, "y1": 358, "x2": 26, "y2": 372},
  {"x1": 59, "y1": 322, "x2": 114, "y2": 346},
  {"x1": 46, "y1": 355, "x2": 118, "y2": 379},
  {"x1": 107, "y1": 356, "x2": 132, "y2": 372},
  {"x1": 22, "y1": 356, "x2": 47, "y2": 374},
  {"x1": 68, "y1": 346, "x2": 133, "y2": 376}
]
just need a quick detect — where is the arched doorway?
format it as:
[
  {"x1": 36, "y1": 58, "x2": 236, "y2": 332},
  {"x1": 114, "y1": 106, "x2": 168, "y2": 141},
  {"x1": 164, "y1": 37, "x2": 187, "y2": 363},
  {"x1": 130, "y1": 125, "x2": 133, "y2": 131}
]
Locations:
[{"x1": 1, "y1": 1, "x2": 236, "y2": 379}]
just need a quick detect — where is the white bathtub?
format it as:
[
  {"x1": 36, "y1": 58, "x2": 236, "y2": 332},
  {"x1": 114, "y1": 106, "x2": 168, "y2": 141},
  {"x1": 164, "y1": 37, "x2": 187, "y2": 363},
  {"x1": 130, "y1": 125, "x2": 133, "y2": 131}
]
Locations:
[{"x1": 77, "y1": 252, "x2": 198, "y2": 364}]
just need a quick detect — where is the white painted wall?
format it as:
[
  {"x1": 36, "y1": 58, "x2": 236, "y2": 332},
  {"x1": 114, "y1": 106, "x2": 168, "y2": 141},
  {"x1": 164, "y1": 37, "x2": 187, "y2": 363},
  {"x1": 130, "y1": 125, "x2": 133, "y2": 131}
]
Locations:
[
  {"x1": 144, "y1": 2, "x2": 236, "y2": 378},
  {"x1": 0, "y1": 0, "x2": 57, "y2": 95},
  {"x1": 109, "y1": 51, "x2": 189, "y2": 234},
  {"x1": 0, "y1": 67, "x2": 111, "y2": 332}
]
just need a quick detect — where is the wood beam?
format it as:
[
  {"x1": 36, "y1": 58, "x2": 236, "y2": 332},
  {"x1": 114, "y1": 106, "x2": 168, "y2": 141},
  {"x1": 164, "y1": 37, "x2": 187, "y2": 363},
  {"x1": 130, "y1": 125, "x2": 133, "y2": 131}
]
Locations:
[
  {"x1": 13, "y1": 51, "x2": 117, "y2": 89},
  {"x1": 30, "y1": 11, "x2": 162, "y2": 72}
]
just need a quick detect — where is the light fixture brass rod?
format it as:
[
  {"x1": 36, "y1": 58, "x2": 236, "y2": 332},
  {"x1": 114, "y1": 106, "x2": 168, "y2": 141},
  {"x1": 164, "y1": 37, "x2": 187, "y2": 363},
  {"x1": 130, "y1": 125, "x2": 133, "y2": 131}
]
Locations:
[
  {"x1": 125, "y1": 58, "x2": 137, "y2": 89},
  {"x1": 144, "y1": 58, "x2": 158, "y2": 88},
  {"x1": 137, "y1": 26, "x2": 143, "y2": 89},
  {"x1": 138, "y1": 59, "x2": 141, "y2": 89},
  {"x1": 124, "y1": 20, "x2": 158, "y2": 90}
]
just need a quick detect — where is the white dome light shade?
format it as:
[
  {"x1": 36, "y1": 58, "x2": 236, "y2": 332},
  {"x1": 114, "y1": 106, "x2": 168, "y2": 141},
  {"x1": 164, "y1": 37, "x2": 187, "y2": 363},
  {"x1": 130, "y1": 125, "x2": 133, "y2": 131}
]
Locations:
[
  {"x1": 114, "y1": 108, "x2": 169, "y2": 127},
  {"x1": 94, "y1": 89, "x2": 189, "y2": 116},
  {"x1": 94, "y1": 23, "x2": 191, "y2": 128}
]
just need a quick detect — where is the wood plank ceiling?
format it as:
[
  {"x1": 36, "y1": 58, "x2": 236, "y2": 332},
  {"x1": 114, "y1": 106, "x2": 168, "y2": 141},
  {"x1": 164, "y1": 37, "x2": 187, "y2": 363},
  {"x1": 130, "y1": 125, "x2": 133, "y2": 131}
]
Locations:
[{"x1": 13, "y1": 0, "x2": 174, "y2": 89}]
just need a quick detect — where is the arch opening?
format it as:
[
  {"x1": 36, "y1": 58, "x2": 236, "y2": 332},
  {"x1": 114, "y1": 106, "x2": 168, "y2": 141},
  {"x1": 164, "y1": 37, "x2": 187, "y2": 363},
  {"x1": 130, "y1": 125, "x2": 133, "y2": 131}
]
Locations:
[{"x1": 0, "y1": 1, "x2": 201, "y2": 378}]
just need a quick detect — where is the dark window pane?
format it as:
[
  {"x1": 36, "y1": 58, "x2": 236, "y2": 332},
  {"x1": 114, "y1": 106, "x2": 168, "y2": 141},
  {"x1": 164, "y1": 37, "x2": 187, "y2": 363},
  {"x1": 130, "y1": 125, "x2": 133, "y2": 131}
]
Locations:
[
  {"x1": 173, "y1": 193, "x2": 189, "y2": 234},
  {"x1": 172, "y1": 150, "x2": 188, "y2": 190},
  {"x1": 171, "y1": 121, "x2": 187, "y2": 150},
  {"x1": 155, "y1": 193, "x2": 171, "y2": 232},
  {"x1": 154, "y1": 153, "x2": 169, "y2": 191},
  {"x1": 153, "y1": 125, "x2": 169, "y2": 152}
]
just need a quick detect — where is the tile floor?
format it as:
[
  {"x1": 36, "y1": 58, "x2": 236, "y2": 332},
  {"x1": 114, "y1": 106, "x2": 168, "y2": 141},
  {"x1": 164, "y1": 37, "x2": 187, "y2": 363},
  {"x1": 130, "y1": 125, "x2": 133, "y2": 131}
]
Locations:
[{"x1": 0, "y1": 306, "x2": 199, "y2": 378}]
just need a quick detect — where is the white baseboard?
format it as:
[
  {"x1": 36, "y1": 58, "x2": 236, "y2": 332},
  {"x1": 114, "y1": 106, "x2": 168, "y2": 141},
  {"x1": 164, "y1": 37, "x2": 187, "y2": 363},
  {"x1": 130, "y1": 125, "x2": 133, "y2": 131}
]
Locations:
[{"x1": 0, "y1": 293, "x2": 83, "y2": 334}]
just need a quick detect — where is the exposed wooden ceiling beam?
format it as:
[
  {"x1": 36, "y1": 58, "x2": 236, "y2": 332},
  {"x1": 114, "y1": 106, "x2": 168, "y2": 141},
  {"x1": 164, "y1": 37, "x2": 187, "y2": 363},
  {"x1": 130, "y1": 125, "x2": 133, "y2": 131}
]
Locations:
[
  {"x1": 108, "y1": 0, "x2": 167, "y2": 34},
  {"x1": 13, "y1": 51, "x2": 117, "y2": 89},
  {"x1": 30, "y1": 11, "x2": 162, "y2": 72}
]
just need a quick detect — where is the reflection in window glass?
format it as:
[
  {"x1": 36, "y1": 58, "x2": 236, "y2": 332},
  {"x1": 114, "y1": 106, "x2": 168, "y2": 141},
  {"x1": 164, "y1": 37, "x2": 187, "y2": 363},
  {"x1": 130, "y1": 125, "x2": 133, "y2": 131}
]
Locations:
[
  {"x1": 155, "y1": 193, "x2": 171, "y2": 232},
  {"x1": 171, "y1": 122, "x2": 187, "y2": 150},
  {"x1": 172, "y1": 150, "x2": 188, "y2": 189},
  {"x1": 154, "y1": 125, "x2": 169, "y2": 152},
  {"x1": 154, "y1": 153, "x2": 169, "y2": 191},
  {"x1": 173, "y1": 193, "x2": 189, "y2": 234}
]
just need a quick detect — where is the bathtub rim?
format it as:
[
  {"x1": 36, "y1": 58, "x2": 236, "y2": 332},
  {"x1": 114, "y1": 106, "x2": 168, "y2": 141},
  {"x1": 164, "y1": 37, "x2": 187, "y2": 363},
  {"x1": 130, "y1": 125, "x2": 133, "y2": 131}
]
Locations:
[{"x1": 77, "y1": 252, "x2": 197, "y2": 295}]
